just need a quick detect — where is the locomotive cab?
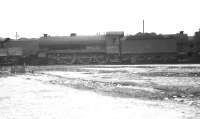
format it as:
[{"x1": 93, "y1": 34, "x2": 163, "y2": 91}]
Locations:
[{"x1": 105, "y1": 31, "x2": 124, "y2": 63}]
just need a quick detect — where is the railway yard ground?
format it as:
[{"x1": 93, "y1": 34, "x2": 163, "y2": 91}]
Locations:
[{"x1": 0, "y1": 64, "x2": 200, "y2": 119}]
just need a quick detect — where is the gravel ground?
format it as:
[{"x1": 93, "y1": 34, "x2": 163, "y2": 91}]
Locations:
[{"x1": 0, "y1": 64, "x2": 200, "y2": 119}]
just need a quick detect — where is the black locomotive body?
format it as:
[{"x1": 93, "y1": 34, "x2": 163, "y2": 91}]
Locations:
[
  {"x1": 38, "y1": 35, "x2": 107, "y2": 65},
  {"x1": 1, "y1": 30, "x2": 200, "y2": 65}
]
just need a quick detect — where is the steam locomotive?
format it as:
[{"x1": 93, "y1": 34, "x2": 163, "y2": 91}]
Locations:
[{"x1": 1, "y1": 29, "x2": 200, "y2": 65}]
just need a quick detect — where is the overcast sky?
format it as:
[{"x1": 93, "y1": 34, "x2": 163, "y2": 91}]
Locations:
[{"x1": 0, "y1": 0, "x2": 200, "y2": 38}]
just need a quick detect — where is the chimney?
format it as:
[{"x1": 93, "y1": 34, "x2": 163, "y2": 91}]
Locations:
[
  {"x1": 43, "y1": 34, "x2": 48, "y2": 37},
  {"x1": 180, "y1": 31, "x2": 184, "y2": 34},
  {"x1": 70, "y1": 33, "x2": 76, "y2": 37}
]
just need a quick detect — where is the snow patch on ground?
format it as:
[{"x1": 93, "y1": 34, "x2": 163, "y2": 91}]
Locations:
[{"x1": 1, "y1": 65, "x2": 200, "y2": 119}]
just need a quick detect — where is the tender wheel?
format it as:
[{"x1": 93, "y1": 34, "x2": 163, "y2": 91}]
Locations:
[
  {"x1": 130, "y1": 56, "x2": 137, "y2": 64},
  {"x1": 78, "y1": 57, "x2": 91, "y2": 64},
  {"x1": 95, "y1": 55, "x2": 107, "y2": 64},
  {"x1": 64, "y1": 55, "x2": 76, "y2": 65}
]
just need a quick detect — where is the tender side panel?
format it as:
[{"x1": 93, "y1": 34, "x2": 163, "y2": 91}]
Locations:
[
  {"x1": 6, "y1": 40, "x2": 39, "y2": 56},
  {"x1": 121, "y1": 39, "x2": 177, "y2": 54},
  {"x1": 7, "y1": 47, "x2": 23, "y2": 56},
  {"x1": 0, "y1": 48, "x2": 7, "y2": 56}
]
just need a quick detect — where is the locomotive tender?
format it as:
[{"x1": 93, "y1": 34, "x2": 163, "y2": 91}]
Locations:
[{"x1": 1, "y1": 30, "x2": 200, "y2": 65}]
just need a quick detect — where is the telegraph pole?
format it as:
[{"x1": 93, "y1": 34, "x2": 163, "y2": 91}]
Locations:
[
  {"x1": 15, "y1": 32, "x2": 19, "y2": 40},
  {"x1": 143, "y1": 20, "x2": 144, "y2": 34}
]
